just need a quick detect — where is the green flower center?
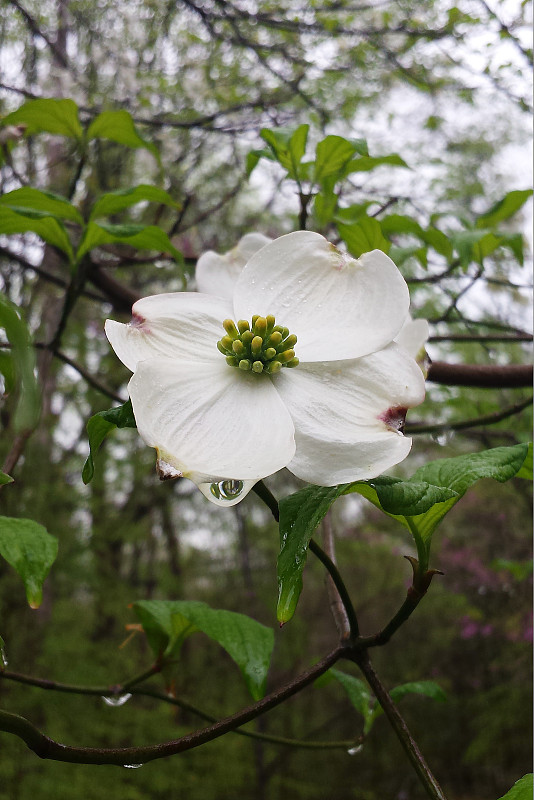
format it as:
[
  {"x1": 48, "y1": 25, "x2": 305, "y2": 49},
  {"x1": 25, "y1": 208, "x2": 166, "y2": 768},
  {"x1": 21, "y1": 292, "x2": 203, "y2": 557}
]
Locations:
[{"x1": 217, "y1": 315, "x2": 299, "y2": 375}]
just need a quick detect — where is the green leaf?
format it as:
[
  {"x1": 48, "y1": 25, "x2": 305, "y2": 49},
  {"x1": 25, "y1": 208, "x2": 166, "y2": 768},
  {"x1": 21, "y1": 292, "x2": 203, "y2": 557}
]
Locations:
[
  {"x1": 343, "y1": 153, "x2": 408, "y2": 175},
  {"x1": 133, "y1": 600, "x2": 274, "y2": 700},
  {"x1": 0, "y1": 517, "x2": 58, "y2": 608},
  {"x1": 449, "y1": 229, "x2": 491, "y2": 269},
  {"x1": 89, "y1": 185, "x2": 180, "y2": 220},
  {"x1": 515, "y1": 442, "x2": 532, "y2": 480},
  {"x1": 82, "y1": 400, "x2": 136, "y2": 484},
  {"x1": 245, "y1": 148, "x2": 275, "y2": 177},
  {"x1": 496, "y1": 774, "x2": 533, "y2": 800},
  {"x1": 0, "y1": 188, "x2": 83, "y2": 224},
  {"x1": 0, "y1": 471, "x2": 13, "y2": 485},
  {"x1": 0, "y1": 350, "x2": 16, "y2": 393},
  {"x1": 87, "y1": 110, "x2": 159, "y2": 160},
  {"x1": 1, "y1": 98, "x2": 83, "y2": 139},
  {"x1": 314, "y1": 136, "x2": 360, "y2": 183},
  {"x1": 0, "y1": 294, "x2": 40, "y2": 431},
  {"x1": 260, "y1": 125, "x2": 309, "y2": 180},
  {"x1": 76, "y1": 221, "x2": 183, "y2": 264},
  {"x1": 0, "y1": 208, "x2": 74, "y2": 261},
  {"x1": 277, "y1": 444, "x2": 528, "y2": 622},
  {"x1": 476, "y1": 190, "x2": 533, "y2": 229},
  {"x1": 337, "y1": 217, "x2": 390, "y2": 257},
  {"x1": 330, "y1": 669, "x2": 374, "y2": 734},
  {"x1": 389, "y1": 680, "x2": 447, "y2": 704}
]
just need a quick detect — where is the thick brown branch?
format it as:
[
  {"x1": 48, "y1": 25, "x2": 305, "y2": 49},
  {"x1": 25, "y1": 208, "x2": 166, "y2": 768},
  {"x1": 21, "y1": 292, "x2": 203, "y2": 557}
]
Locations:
[{"x1": 427, "y1": 361, "x2": 532, "y2": 388}]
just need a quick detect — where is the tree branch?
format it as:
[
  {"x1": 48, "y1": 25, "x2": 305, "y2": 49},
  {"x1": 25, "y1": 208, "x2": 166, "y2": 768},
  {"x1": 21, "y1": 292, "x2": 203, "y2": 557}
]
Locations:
[
  {"x1": 0, "y1": 646, "x2": 344, "y2": 764},
  {"x1": 426, "y1": 361, "x2": 532, "y2": 388}
]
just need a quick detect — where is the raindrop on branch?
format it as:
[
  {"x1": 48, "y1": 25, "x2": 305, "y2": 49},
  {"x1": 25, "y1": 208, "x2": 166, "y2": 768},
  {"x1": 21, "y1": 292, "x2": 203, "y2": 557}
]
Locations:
[
  {"x1": 347, "y1": 744, "x2": 363, "y2": 755},
  {"x1": 123, "y1": 763, "x2": 143, "y2": 769},
  {"x1": 102, "y1": 692, "x2": 132, "y2": 707},
  {"x1": 431, "y1": 428, "x2": 453, "y2": 446},
  {"x1": 0, "y1": 645, "x2": 8, "y2": 668}
]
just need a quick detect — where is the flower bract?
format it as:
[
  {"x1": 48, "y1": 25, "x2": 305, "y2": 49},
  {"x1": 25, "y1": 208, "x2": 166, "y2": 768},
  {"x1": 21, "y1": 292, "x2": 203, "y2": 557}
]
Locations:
[{"x1": 105, "y1": 231, "x2": 426, "y2": 506}]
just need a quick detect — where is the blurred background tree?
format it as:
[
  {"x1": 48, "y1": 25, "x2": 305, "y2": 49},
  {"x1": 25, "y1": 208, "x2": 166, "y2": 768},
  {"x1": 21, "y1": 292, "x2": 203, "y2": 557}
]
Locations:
[{"x1": 0, "y1": 0, "x2": 531, "y2": 798}]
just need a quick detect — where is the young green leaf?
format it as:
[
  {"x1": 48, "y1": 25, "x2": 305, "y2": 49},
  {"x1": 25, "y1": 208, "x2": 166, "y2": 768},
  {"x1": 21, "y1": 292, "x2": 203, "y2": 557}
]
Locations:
[
  {"x1": 0, "y1": 294, "x2": 40, "y2": 432},
  {"x1": 0, "y1": 188, "x2": 83, "y2": 224},
  {"x1": 0, "y1": 517, "x2": 58, "y2": 608},
  {"x1": 259, "y1": 125, "x2": 309, "y2": 180},
  {"x1": 1, "y1": 98, "x2": 83, "y2": 139},
  {"x1": 89, "y1": 185, "x2": 180, "y2": 220},
  {"x1": 330, "y1": 669, "x2": 374, "y2": 734},
  {"x1": 496, "y1": 774, "x2": 533, "y2": 800},
  {"x1": 475, "y1": 189, "x2": 533, "y2": 229},
  {"x1": 515, "y1": 442, "x2": 532, "y2": 481},
  {"x1": 133, "y1": 600, "x2": 274, "y2": 700},
  {"x1": 314, "y1": 136, "x2": 360, "y2": 183},
  {"x1": 342, "y1": 153, "x2": 408, "y2": 175},
  {"x1": 277, "y1": 444, "x2": 529, "y2": 622},
  {"x1": 337, "y1": 217, "x2": 390, "y2": 257},
  {"x1": 0, "y1": 471, "x2": 13, "y2": 485},
  {"x1": 87, "y1": 110, "x2": 159, "y2": 160},
  {"x1": 76, "y1": 221, "x2": 182, "y2": 264},
  {"x1": 0, "y1": 208, "x2": 74, "y2": 262},
  {"x1": 82, "y1": 400, "x2": 136, "y2": 484}
]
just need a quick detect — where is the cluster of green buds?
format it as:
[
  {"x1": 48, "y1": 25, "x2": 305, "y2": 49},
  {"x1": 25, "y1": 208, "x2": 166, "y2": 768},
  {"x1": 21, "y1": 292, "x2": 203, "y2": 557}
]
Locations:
[{"x1": 217, "y1": 315, "x2": 299, "y2": 374}]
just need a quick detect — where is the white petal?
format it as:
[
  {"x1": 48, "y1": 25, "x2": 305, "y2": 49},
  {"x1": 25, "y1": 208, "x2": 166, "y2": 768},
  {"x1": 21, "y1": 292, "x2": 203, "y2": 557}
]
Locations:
[
  {"x1": 233, "y1": 231, "x2": 410, "y2": 362},
  {"x1": 395, "y1": 317, "x2": 429, "y2": 359},
  {"x1": 105, "y1": 293, "x2": 232, "y2": 371},
  {"x1": 274, "y1": 344, "x2": 425, "y2": 485},
  {"x1": 128, "y1": 359, "x2": 295, "y2": 504},
  {"x1": 196, "y1": 233, "x2": 272, "y2": 300}
]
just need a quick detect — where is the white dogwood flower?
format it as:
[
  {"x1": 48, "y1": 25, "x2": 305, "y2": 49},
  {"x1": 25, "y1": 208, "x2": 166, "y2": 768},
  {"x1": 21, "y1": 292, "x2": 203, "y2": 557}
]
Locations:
[
  {"x1": 105, "y1": 231, "x2": 425, "y2": 507},
  {"x1": 196, "y1": 232, "x2": 272, "y2": 300}
]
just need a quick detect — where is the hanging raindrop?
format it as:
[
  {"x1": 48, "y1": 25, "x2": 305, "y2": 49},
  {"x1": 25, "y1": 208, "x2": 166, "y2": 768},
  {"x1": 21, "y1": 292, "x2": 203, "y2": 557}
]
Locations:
[
  {"x1": 347, "y1": 745, "x2": 363, "y2": 755},
  {"x1": 209, "y1": 479, "x2": 244, "y2": 502},
  {"x1": 102, "y1": 692, "x2": 132, "y2": 707},
  {"x1": 0, "y1": 645, "x2": 7, "y2": 668},
  {"x1": 432, "y1": 428, "x2": 453, "y2": 446}
]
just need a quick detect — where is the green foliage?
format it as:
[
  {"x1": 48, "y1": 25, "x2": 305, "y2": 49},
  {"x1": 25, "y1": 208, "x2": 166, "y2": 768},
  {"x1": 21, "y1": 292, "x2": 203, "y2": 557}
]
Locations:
[
  {"x1": 1, "y1": 98, "x2": 83, "y2": 139},
  {"x1": 497, "y1": 774, "x2": 533, "y2": 800},
  {"x1": 133, "y1": 600, "x2": 274, "y2": 700},
  {"x1": 0, "y1": 471, "x2": 13, "y2": 485},
  {"x1": 87, "y1": 110, "x2": 159, "y2": 160},
  {"x1": 76, "y1": 221, "x2": 182, "y2": 265},
  {"x1": 277, "y1": 444, "x2": 529, "y2": 622},
  {"x1": 329, "y1": 670, "x2": 446, "y2": 736},
  {"x1": 0, "y1": 188, "x2": 83, "y2": 224},
  {"x1": 0, "y1": 516, "x2": 57, "y2": 608},
  {"x1": 476, "y1": 190, "x2": 533, "y2": 229},
  {"x1": 0, "y1": 208, "x2": 74, "y2": 262},
  {"x1": 89, "y1": 185, "x2": 180, "y2": 220},
  {"x1": 0, "y1": 294, "x2": 40, "y2": 432},
  {"x1": 82, "y1": 400, "x2": 137, "y2": 484}
]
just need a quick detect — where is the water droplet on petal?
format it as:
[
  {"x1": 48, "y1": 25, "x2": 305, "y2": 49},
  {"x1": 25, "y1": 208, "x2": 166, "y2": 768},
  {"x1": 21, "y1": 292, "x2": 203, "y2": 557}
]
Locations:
[
  {"x1": 198, "y1": 478, "x2": 256, "y2": 507},
  {"x1": 347, "y1": 745, "x2": 363, "y2": 755},
  {"x1": 210, "y1": 479, "x2": 244, "y2": 501},
  {"x1": 1, "y1": 645, "x2": 8, "y2": 667},
  {"x1": 102, "y1": 692, "x2": 132, "y2": 707},
  {"x1": 123, "y1": 763, "x2": 143, "y2": 769}
]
